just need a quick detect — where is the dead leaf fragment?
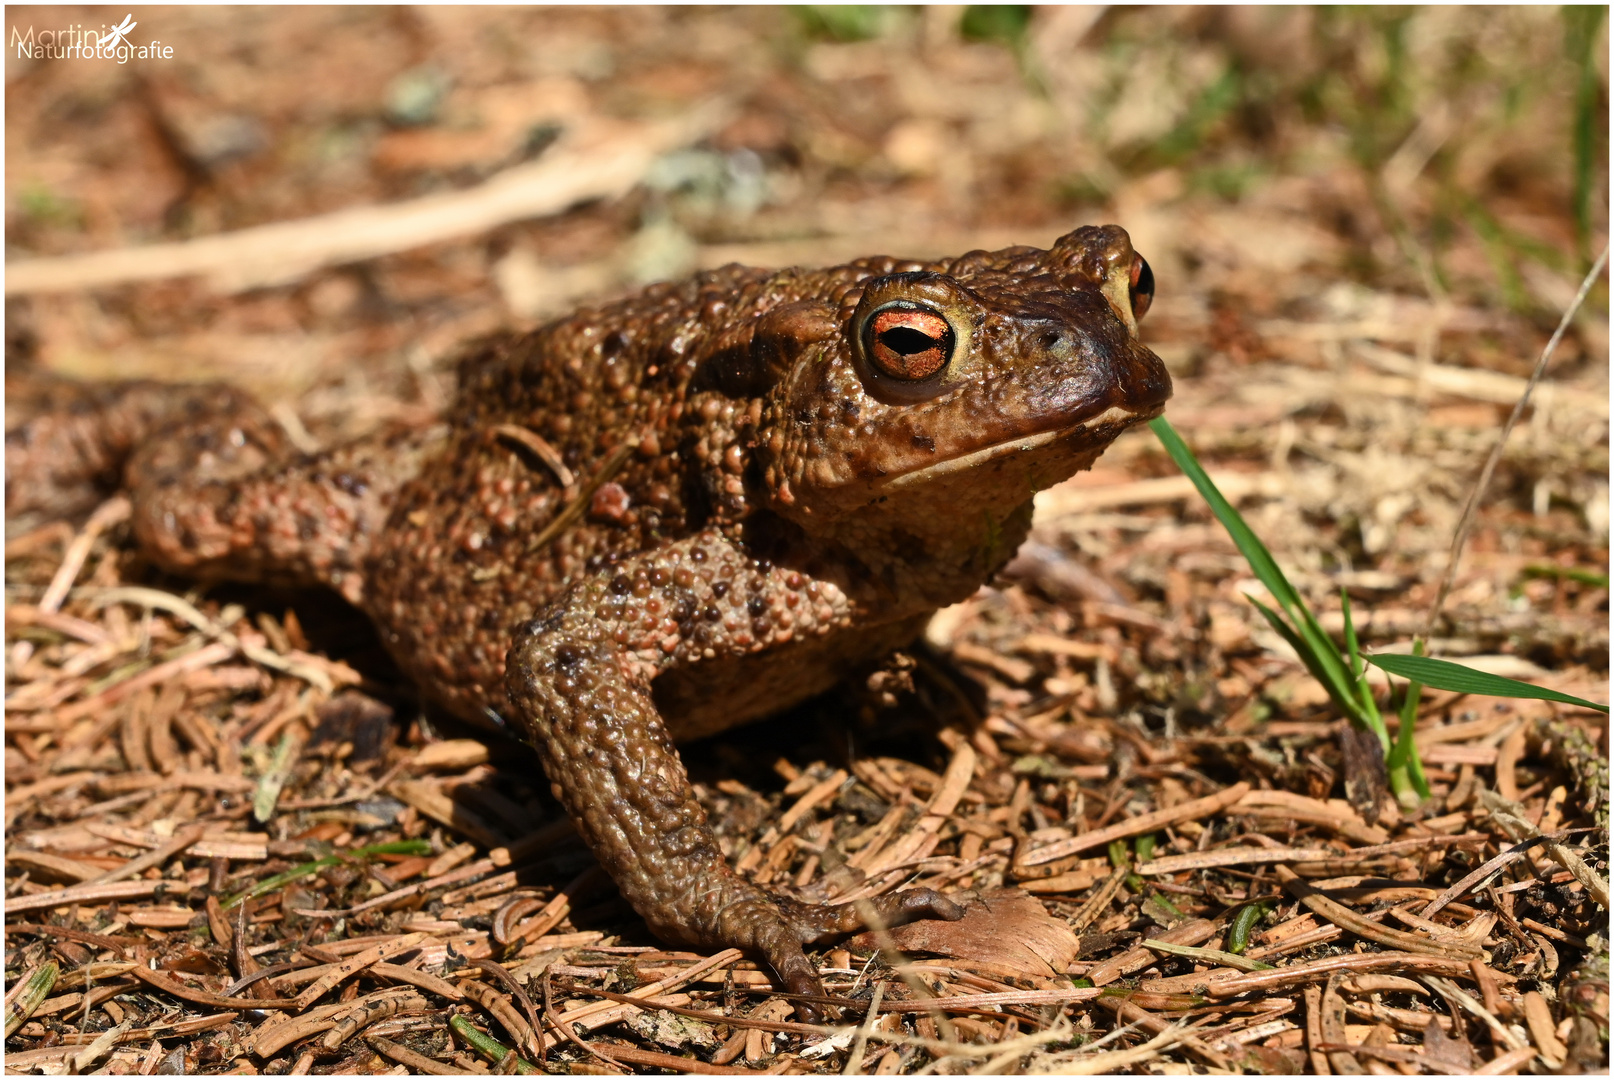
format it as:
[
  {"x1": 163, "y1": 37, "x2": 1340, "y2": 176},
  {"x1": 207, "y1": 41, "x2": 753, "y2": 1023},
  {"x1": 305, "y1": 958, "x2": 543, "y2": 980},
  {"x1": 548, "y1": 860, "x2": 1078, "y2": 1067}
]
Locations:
[
  {"x1": 849, "y1": 887, "x2": 1076, "y2": 981},
  {"x1": 1422, "y1": 1013, "x2": 1476, "y2": 1073}
]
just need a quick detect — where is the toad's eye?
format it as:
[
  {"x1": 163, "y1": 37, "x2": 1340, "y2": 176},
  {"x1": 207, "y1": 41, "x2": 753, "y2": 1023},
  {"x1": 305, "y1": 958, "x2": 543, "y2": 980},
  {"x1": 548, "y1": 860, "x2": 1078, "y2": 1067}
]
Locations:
[
  {"x1": 866, "y1": 307, "x2": 954, "y2": 381},
  {"x1": 1130, "y1": 256, "x2": 1155, "y2": 322}
]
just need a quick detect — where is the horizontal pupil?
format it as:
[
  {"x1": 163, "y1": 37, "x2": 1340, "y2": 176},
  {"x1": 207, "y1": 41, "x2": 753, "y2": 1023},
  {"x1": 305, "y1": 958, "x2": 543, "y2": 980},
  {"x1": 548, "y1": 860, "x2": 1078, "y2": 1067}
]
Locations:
[{"x1": 878, "y1": 326, "x2": 940, "y2": 355}]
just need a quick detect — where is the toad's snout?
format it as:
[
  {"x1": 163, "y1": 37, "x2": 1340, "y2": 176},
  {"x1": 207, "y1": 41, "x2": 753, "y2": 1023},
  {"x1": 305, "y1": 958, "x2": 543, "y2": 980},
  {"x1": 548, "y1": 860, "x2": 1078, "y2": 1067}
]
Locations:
[{"x1": 1115, "y1": 341, "x2": 1172, "y2": 420}]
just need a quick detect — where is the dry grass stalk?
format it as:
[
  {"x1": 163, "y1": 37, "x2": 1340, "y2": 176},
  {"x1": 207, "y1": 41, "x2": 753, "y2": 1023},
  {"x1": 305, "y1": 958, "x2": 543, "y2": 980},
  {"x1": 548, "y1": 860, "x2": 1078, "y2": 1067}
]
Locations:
[
  {"x1": 1423, "y1": 246, "x2": 1610, "y2": 638},
  {"x1": 3, "y1": 105, "x2": 730, "y2": 296}
]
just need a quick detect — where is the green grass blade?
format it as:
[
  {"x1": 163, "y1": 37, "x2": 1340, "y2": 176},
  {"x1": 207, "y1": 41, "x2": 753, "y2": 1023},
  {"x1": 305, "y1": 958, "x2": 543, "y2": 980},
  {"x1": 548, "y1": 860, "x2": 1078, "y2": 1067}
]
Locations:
[
  {"x1": 1144, "y1": 937, "x2": 1273, "y2": 972},
  {"x1": 4, "y1": 961, "x2": 58, "y2": 1037},
  {"x1": 449, "y1": 1015, "x2": 541, "y2": 1073},
  {"x1": 1246, "y1": 595, "x2": 1321, "y2": 675},
  {"x1": 1150, "y1": 418, "x2": 1305, "y2": 616},
  {"x1": 1386, "y1": 637, "x2": 1425, "y2": 770},
  {"x1": 1154, "y1": 416, "x2": 1396, "y2": 746},
  {"x1": 1291, "y1": 595, "x2": 1362, "y2": 705},
  {"x1": 1151, "y1": 418, "x2": 1362, "y2": 705},
  {"x1": 223, "y1": 839, "x2": 431, "y2": 909},
  {"x1": 1337, "y1": 588, "x2": 1390, "y2": 748},
  {"x1": 1247, "y1": 595, "x2": 1370, "y2": 730},
  {"x1": 1341, "y1": 589, "x2": 1363, "y2": 677},
  {"x1": 1521, "y1": 564, "x2": 1609, "y2": 589},
  {"x1": 1385, "y1": 686, "x2": 1430, "y2": 802},
  {"x1": 1366, "y1": 653, "x2": 1609, "y2": 714},
  {"x1": 1564, "y1": 5, "x2": 1607, "y2": 259}
]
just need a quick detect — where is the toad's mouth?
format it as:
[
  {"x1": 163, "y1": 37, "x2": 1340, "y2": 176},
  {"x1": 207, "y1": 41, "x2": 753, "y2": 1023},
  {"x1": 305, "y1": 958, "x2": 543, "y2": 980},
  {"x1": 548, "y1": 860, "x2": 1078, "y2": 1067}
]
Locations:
[{"x1": 877, "y1": 402, "x2": 1163, "y2": 492}]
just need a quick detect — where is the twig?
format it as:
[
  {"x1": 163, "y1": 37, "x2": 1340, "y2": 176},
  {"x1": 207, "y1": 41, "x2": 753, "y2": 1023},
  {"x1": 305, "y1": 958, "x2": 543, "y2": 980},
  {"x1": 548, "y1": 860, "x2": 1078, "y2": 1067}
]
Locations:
[
  {"x1": 842, "y1": 981, "x2": 884, "y2": 1075},
  {"x1": 1067, "y1": 864, "x2": 1131, "y2": 932},
  {"x1": 493, "y1": 424, "x2": 576, "y2": 489},
  {"x1": 320, "y1": 990, "x2": 428, "y2": 1051},
  {"x1": 81, "y1": 823, "x2": 205, "y2": 886},
  {"x1": 292, "y1": 933, "x2": 426, "y2": 1010},
  {"x1": 1089, "y1": 919, "x2": 1218, "y2": 986},
  {"x1": 1204, "y1": 953, "x2": 1481, "y2": 997},
  {"x1": 4, "y1": 923, "x2": 134, "y2": 958},
  {"x1": 872, "y1": 987, "x2": 1104, "y2": 1013},
  {"x1": 1032, "y1": 1023, "x2": 1192, "y2": 1075},
  {"x1": 11, "y1": 497, "x2": 130, "y2": 669},
  {"x1": 547, "y1": 979, "x2": 831, "y2": 1035},
  {"x1": 474, "y1": 959, "x2": 544, "y2": 1060},
  {"x1": 365, "y1": 962, "x2": 464, "y2": 1002},
  {"x1": 250, "y1": 1002, "x2": 358, "y2": 1056},
  {"x1": 368, "y1": 1035, "x2": 461, "y2": 1075},
  {"x1": 128, "y1": 965, "x2": 298, "y2": 1011},
  {"x1": 1478, "y1": 793, "x2": 1610, "y2": 908},
  {"x1": 832, "y1": 1018, "x2": 1082, "y2": 1062},
  {"x1": 1474, "y1": 1046, "x2": 1542, "y2": 1074},
  {"x1": 550, "y1": 948, "x2": 745, "y2": 1030},
  {"x1": 50, "y1": 641, "x2": 237, "y2": 725},
  {"x1": 5, "y1": 879, "x2": 190, "y2": 916},
  {"x1": 92, "y1": 586, "x2": 336, "y2": 691},
  {"x1": 465, "y1": 977, "x2": 546, "y2": 1063},
  {"x1": 1276, "y1": 865, "x2": 1481, "y2": 960},
  {"x1": 1422, "y1": 976, "x2": 1527, "y2": 1052},
  {"x1": 1017, "y1": 782, "x2": 1251, "y2": 866},
  {"x1": 1134, "y1": 845, "x2": 1334, "y2": 875},
  {"x1": 542, "y1": 968, "x2": 626, "y2": 1072},
  {"x1": 1141, "y1": 833, "x2": 1483, "y2": 877},
  {"x1": 1302, "y1": 985, "x2": 1328, "y2": 1075},
  {"x1": 1321, "y1": 1041, "x2": 1473, "y2": 1075},
  {"x1": 525, "y1": 440, "x2": 639, "y2": 555},
  {"x1": 1094, "y1": 995, "x2": 1232, "y2": 1071},
  {"x1": 579, "y1": 1041, "x2": 771, "y2": 1075}
]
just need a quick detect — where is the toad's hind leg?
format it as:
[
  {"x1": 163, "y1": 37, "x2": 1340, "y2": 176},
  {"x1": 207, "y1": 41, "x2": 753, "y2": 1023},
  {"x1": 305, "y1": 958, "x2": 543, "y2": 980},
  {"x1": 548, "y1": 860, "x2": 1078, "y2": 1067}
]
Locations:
[
  {"x1": 504, "y1": 529, "x2": 964, "y2": 1020},
  {"x1": 6, "y1": 378, "x2": 428, "y2": 604},
  {"x1": 6, "y1": 379, "x2": 264, "y2": 528}
]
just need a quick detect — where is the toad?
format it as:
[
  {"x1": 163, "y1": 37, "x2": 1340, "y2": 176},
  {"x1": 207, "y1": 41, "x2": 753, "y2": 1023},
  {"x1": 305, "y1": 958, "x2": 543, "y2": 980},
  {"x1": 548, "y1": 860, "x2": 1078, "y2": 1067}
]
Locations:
[{"x1": 7, "y1": 224, "x2": 1170, "y2": 1009}]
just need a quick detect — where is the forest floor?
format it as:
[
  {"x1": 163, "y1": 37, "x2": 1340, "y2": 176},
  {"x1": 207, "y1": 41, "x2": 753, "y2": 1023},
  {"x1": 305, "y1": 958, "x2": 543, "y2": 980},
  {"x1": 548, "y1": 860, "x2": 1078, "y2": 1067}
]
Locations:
[{"x1": 4, "y1": 7, "x2": 1608, "y2": 1075}]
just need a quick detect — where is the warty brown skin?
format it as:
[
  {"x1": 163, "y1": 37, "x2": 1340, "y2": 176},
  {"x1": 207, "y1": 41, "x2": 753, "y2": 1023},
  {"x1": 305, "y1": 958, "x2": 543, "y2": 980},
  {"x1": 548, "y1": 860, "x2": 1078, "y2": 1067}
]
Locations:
[{"x1": 5, "y1": 224, "x2": 1171, "y2": 1013}]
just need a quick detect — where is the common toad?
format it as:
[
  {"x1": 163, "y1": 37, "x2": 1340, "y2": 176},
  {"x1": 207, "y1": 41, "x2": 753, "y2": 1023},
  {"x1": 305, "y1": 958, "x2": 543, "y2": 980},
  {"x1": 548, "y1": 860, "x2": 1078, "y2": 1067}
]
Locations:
[{"x1": 7, "y1": 224, "x2": 1170, "y2": 1010}]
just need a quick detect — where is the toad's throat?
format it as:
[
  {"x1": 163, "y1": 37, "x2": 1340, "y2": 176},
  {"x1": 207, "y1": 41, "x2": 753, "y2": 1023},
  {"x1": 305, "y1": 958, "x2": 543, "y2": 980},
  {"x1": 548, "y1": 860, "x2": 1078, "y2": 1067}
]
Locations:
[{"x1": 878, "y1": 403, "x2": 1160, "y2": 492}]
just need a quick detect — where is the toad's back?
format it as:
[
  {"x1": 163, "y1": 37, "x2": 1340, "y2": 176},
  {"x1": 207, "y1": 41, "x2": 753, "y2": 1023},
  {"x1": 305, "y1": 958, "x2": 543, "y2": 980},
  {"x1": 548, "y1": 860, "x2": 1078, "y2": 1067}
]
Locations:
[{"x1": 365, "y1": 259, "x2": 890, "y2": 724}]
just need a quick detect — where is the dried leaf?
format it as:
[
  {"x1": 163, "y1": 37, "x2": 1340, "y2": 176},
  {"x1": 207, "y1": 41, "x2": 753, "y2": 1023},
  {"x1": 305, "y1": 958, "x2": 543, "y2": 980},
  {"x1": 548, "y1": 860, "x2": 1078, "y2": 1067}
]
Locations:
[{"x1": 850, "y1": 887, "x2": 1076, "y2": 981}]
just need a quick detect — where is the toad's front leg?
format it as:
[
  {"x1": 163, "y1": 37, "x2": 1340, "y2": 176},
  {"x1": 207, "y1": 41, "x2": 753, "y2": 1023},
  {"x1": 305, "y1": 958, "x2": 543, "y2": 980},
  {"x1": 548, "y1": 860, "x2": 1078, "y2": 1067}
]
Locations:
[{"x1": 504, "y1": 530, "x2": 962, "y2": 1015}]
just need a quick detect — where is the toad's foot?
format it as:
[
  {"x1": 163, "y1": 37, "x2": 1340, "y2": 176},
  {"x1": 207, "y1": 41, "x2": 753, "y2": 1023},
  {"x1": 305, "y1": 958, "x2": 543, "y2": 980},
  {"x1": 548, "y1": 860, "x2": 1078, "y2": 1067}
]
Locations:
[
  {"x1": 504, "y1": 529, "x2": 964, "y2": 1018},
  {"x1": 704, "y1": 887, "x2": 964, "y2": 1021}
]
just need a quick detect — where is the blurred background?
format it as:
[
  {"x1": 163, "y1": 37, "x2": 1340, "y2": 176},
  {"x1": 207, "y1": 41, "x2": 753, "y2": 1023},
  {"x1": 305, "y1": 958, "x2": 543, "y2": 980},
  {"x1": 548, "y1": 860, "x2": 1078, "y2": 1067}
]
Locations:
[{"x1": 6, "y1": 5, "x2": 1609, "y2": 667}]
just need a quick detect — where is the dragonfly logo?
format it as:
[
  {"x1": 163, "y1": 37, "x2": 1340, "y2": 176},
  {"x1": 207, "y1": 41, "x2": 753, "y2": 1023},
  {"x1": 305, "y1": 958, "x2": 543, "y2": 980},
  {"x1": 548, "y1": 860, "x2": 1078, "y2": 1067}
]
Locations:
[{"x1": 99, "y1": 14, "x2": 136, "y2": 49}]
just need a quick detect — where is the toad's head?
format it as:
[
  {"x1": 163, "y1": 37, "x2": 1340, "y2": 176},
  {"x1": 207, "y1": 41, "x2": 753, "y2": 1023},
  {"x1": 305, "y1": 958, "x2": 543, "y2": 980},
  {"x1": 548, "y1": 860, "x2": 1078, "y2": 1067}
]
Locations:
[{"x1": 753, "y1": 225, "x2": 1170, "y2": 549}]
